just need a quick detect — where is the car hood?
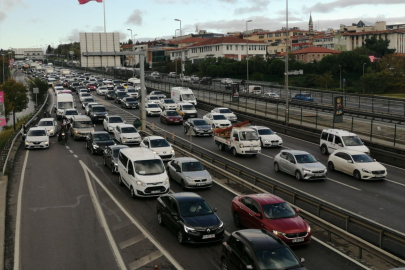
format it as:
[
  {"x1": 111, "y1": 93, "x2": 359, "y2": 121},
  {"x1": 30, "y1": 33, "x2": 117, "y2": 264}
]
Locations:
[
  {"x1": 75, "y1": 127, "x2": 93, "y2": 133},
  {"x1": 92, "y1": 112, "x2": 107, "y2": 115},
  {"x1": 300, "y1": 162, "x2": 326, "y2": 171},
  {"x1": 136, "y1": 173, "x2": 168, "y2": 183},
  {"x1": 183, "y1": 213, "x2": 220, "y2": 228},
  {"x1": 213, "y1": 120, "x2": 231, "y2": 125},
  {"x1": 345, "y1": 145, "x2": 370, "y2": 153},
  {"x1": 151, "y1": 146, "x2": 173, "y2": 155},
  {"x1": 195, "y1": 125, "x2": 211, "y2": 130},
  {"x1": 356, "y1": 162, "x2": 386, "y2": 171},
  {"x1": 26, "y1": 135, "x2": 48, "y2": 142},
  {"x1": 41, "y1": 126, "x2": 55, "y2": 131},
  {"x1": 121, "y1": 132, "x2": 141, "y2": 138},
  {"x1": 94, "y1": 140, "x2": 115, "y2": 147},
  {"x1": 182, "y1": 170, "x2": 211, "y2": 179},
  {"x1": 267, "y1": 216, "x2": 308, "y2": 234},
  {"x1": 260, "y1": 134, "x2": 282, "y2": 141},
  {"x1": 108, "y1": 122, "x2": 124, "y2": 127}
]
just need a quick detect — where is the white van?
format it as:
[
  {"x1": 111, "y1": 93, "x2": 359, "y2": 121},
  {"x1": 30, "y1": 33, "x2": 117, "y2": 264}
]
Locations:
[
  {"x1": 248, "y1": 85, "x2": 262, "y2": 94},
  {"x1": 55, "y1": 94, "x2": 75, "y2": 120},
  {"x1": 171, "y1": 87, "x2": 197, "y2": 105},
  {"x1": 117, "y1": 148, "x2": 170, "y2": 198},
  {"x1": 320, "y1": 129, "x2": 370, "y2": 155},
  {"x1": 176, "y1": 102, "x2": 198, "y2": 119}
]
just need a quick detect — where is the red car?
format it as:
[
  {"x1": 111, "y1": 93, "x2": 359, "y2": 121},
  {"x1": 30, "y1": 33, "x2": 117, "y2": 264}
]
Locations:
[
  {"x1": 231, "y1": 194, "x2": 311, "y2": 246},
  {"x1": 160, "y1": 110, "x2": 183, "y2": 125},
  {"x1": 86, "y1": 83, "x2": 97, "y2": 91}
]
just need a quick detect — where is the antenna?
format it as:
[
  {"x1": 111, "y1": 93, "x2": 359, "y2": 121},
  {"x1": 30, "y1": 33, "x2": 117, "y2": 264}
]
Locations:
[{"x1": 195, "y1": 25, "x2": 199, "y2": 34}]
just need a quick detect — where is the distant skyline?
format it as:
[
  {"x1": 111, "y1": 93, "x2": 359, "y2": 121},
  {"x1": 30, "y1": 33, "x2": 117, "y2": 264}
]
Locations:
[{"x1": 0, "y1": 0, "x2": 404, "y2": 51}]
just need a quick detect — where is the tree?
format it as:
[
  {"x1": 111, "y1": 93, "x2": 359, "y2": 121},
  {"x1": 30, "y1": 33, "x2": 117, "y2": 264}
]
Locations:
[
  {"x1": 364, "y1": 36, "x2": 395, "y2": 57},
  {"x1": 27, "y1": 78, "x2": 49, "y2": 105},
  {"x1": 46, "y1": 45, "x2": 52, "y2": 54},
  {"x1": 128, "y1": 39, "x2": 133, "y2": 45},
  {"x1": 0, "y1": 80, "x2": 29, "y2": 130},
  {"x1": 315, "y1": 71, "x2": 334, "y2": 89}
]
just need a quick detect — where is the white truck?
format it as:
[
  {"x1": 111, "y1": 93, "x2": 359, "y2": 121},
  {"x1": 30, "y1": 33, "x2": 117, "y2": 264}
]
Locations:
[
  {"x1": 60, "y1": 69, "x2": 70, "y2": 76},
  {"x1": 45, "y1": 67, "x2": 54, "y2": 75},
  {"x1": 171, "y1": 87, "x2": 197, "y2": 105},
  {"x1": 248, "y1": 85, "x2": 262, "y2": 94},
  {"x1": 214, "y1": 121, "x2": 261, "y2": 156},
  {"x1": 55, "y1": 94, "x2": 75, "y2": 120}
]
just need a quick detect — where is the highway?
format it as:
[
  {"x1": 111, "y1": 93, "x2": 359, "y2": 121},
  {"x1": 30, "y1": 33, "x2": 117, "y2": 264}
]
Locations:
[{"x1": 5, "y1": 87, "x2": 372, "y2": 270}]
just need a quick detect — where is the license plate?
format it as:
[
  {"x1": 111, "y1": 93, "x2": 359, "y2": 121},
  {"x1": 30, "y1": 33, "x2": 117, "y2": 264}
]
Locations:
[
  {"x1": 292, "y1": 238, "x2": 304, "y2": 243},
  {"x1": 272, "y1": 142, "x2": 278, "y2": 145},
  {"x1": 197, "y1": 183, "x2": 206, "y2": 186},
  {"x1": 151, "y1": 190, "x2": 161, "y2": 194},
  {"x1": 202, "y1": 234, "x2": 215, "y2": 239},
  {"x1": 175, "y1": 120, "x2": 179, "y2": 122},
  {"x1": 375, "y1": 174, "x2": 383, "y2": 177},
  {"x1": 315, "y1": 174, "x2": 322, "y2": 177}
]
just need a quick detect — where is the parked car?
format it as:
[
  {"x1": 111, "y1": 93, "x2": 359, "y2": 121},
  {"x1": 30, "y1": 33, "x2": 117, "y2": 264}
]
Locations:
[
  {"x1": 166, "y1": 157, "x2": 212, "y2": 189},
  {"x1": 328, "y1": 150, "x2": 387, "y2": 180},
  {"x1": 85, "y1": 131, "x2": 115, "y2": 155},
  {"x1": 112, "y1": 123, "x2": 141, "y2": 145},
  {"x1": 24, "y1": 127, "x2": 50, "y2": 150},
  {"x1": 103, "y1": 115, "x2": 125, "y2": 133},
  {"x1": 183, "y1": 118, "x2": 213, "y2": 136},
  {"x1": 203, "y1": 113, "x2": 232, "y2": 129},
  {"x1": 221, "y1": 229, "x2": 307, "y2": 270},
  {"x1": 250, "y1": 126, "x2": 283, "y2": 147},
  {"x1": 160, "y1": 110, "x2": 183, "y2": 125},
  {"x1": 211, "y1": 107, "x2": 237, "y2": 122},
  {"x1": 274, "y1": 150, "x2": 327, "y2": 180},
  {"x1": 157, "y1": 192, "x2": 224, "y2": 244},
  {"x1": 103, "y1": 145, "x2": 129, "y2": 174},
  {"x1": 140, "y1": 136, "x2": 174, "y2": 161},
  {"x1": 121, "y1": 97, "x2": 139, "y2": 109},
  {"x1": 292, "y1": 93, "x2": 314, "y2": 102}
]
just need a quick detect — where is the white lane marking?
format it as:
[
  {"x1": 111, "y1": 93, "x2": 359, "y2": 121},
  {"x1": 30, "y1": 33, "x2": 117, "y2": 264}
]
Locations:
[
  {"x1": 80, "y1": 161, "x2": 184, "y2": 270},
  {"x1": 385, "y1": 179, "x2": 405, "y2": 187},
  {"x1": 128, "y1": 250, "x2": 163, "y2": 270},
  {"x1": 381, "y1": 162, "x2": 405, "y2": 172},
  {"x1": 13, "y1": 150, "x2": 29, "y2": 270},
  {"x1": 225, "y1": 230, "x2": 231, "y2": 236},
  {"x1": 327, "y1": 178, "x2": 361, "y2": 191},
  {"x1": 113, "y1": 220, "x2": 132, "y2": 231},
  {"x1": 312, "y1": 236, "x2": 371, "y2": 270},
  {"x1": 66, "y1": 146, "x2": 70, "y2": 149},
  {"x1": 69, "y1": 150, "x2": 73, "y2": 154},
  {"x1": 119, "y1": 234, "x2": 146, "y2": 250},
  {"x1": 259, "y1": 153, "x2": 273, "y2": 159},
  {"x1": 74, "y1": 155, "x2": 78, "y2": 158},
  {"x1": 80, "y1": 162, "x2": 126, "y2": 270}
]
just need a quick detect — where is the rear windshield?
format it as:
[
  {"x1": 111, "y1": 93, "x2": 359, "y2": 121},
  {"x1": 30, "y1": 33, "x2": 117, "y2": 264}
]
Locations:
[
  {"x1": 92, "y1": 107, "x2": 106, "y2": 112},
  {"x1": 38, "y1": 121, "x2": 53, "y2": 126},
  {"x1": 150, "y1": 139, "x2": 170, "y2": 148}
]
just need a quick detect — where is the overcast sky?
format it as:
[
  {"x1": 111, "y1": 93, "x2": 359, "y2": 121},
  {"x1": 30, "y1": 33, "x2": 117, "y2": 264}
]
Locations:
[{"x1": 0, "y1": 0, "x2": 404, "y2": 51}]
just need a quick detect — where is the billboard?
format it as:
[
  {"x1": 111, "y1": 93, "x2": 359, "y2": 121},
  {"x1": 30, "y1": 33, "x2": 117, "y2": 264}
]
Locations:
[
  {"x1": 80, "y1": 32, "x2": 121, "y2": 67},
  {"x1": 333, "y1": 96, "x2": 344, "y2": 123}
]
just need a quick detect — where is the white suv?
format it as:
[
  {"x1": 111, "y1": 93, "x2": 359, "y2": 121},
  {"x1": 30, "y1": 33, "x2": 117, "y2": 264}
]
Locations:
[
  {"x1": 117, "y1": 148, "x2": 170, "y2": 198},
  {"x1": 320, "y1": 129, "x2": 370, "y2": 155}
]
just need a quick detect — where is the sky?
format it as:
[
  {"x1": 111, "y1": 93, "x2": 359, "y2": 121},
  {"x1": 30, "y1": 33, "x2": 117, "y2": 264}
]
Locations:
[{"x1": 0, "y1": 0, "x2": 404, "y2": 51}]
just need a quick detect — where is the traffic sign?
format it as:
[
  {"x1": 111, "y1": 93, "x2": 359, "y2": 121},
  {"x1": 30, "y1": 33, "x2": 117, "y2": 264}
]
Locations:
[
  {"x1": 186, "y1": 128, "x2": 196, "y2": 136},
  {"x1": 33, "y1": 88, "x2": 39, "y2": 94}
]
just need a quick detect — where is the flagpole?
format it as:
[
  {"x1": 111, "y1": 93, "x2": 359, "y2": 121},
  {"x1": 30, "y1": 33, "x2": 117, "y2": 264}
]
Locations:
[{"x1": 103, "y1": 0, "x2": 106, "y2": 32}]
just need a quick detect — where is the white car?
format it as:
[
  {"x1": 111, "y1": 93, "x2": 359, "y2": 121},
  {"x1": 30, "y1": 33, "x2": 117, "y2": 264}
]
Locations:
[
  {"x1": 328, "y1": 150, "x2": 387, "y2": 180},
  {"x1": 263, "y1": 92, "x2": 280, "y2": 99},
  {"x1": 24, "y1": 127, "x2": 50, "y2": 150},
  {"x1": 96, "y1": 86, "x2": 109, "y2": 95},
  {"x1": 79, "y1": 92, "x2": 92, "y2": 103},
  {"x1": 145, "y1": 95, "x2": 161, "y2": 103},
  {"x1": 62, "y1": 108, "x2": 80, "y2": 121},
  {"x1": 140, "y1": 136, "x2": 175, "y2": 161},
  {"x1": 149, "y1": 91, "x2": 166, "y2": 99},
  {"x1": 113, "y1": 124, "x2": 141, "y2": 145},
  {"x1": 158, "y1": 98, "x2": 177, "y2": 110},
  {"x1": 190, "y1": 75, "x2": 199, "y2": 82},
  {"x1": 54, "y1": 86, "x2": 64, "y2": 95},
  {"x1": 145, "y1": 102, "x2": 162, "y2": 116},
  {"x1": 211, "y1": 107, "x2": 237, "y2": 122},
  {"x1": 103, "y1": 115, "x2": 125, "y2": 133},
  {"x1": 103, "y1": 79, "x2": 113, "y2": 85},
  {"x1": 37, "y1": 118, "x2": 57, "y2": 137},
  {"x1": 221, "y1": 78, "x2": 233, "y2": 84},
  {"x1": 181, "y1": 76, "x2": 192, "y2": 83},
  {"x1": 203, "y1": 113, "x2": 232, "y2": 128},
  {"x1": 125, "y1": 88, "x2": 139, "y2": 98},
  {"x1": 250, "y1": 126, "x2": 283, "y2": 147}
]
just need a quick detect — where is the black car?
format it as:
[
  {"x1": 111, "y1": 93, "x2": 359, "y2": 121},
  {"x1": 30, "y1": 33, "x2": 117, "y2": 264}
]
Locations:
[
  {"x1": 183, "y1": 118, "x2": 213, "y2": 136},
  {"x1": 86, "y1": 131, "x2": 115, "y2": 155},
  {"x1": 69, "y1": 82, "x2": 80, "y2": 91},
  {"x1": 88, "y1": 105, "x2": 108, "y2": 122},
  {"x1": 200, "y1": 77, "x2": 212, "y2": 85},
  {"x1": 114, "y1": 92, "x2": 129, "y2": 104},
  {"x1": 121, "y1": 97, "x2": 139, "y2": 109},
  {"x1": 221, "y1": 229, "x2": 306, "y2": 270},
  {"x1": 105, "y1": 90, "x2": 115, "y2": 100},
  {"x1": 157, "y1": 192, "x2": 224, "y2": 245},
  {"x1": 103, "y1": 145, "x2": 129, "y2": 174}
]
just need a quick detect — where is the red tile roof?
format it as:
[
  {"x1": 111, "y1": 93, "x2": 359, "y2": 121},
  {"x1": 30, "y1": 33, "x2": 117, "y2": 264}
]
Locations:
[{"x1": 291, "y1": 46, "x2": 341, "y2": 54}]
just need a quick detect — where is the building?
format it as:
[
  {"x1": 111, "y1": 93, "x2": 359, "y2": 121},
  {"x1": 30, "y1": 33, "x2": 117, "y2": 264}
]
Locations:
[
  {"x1": 12, "y1": 48, "x2": 44, "y2": 60},
  {"x1": 292, "y1": 47, "x2": 341, "y2": 63}
]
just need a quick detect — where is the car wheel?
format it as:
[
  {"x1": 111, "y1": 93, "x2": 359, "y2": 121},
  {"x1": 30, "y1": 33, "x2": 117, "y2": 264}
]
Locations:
[
  {"x1": 218, "y1": 143, "x2": 224, "y2": 151},
  {"x1": 90, "y1": 147, "x2": 95, "y2": 155},
  {"x1": 328, "y1": 161, "x2": 335, "y2": 172},
  {"x1": 354, "y1": 170, "x2": 361, "y2": 180},
  {"x1": 177, "y1": 230, "x2": 185, "y2": 245},
  {"x1": 274, "y1": 162, "x2": 280, "y2": 172},
  {"x1": 234, "y1": 212, "x2": 242, "y2": 228},
  {"x1": 130, "y1": 186, "x2": 136, "y2": 198},
  {"x1": 295, "y1": 170, "x2": 302, "y2": 181},
  {"x1": 221, "y1": 259, "x2": 229, "y2": 270},
  {"x1": 157, "y1": 211, "x2": 164, "y2": 226},
  {"x1": 232, "y1": 148, "x2": 238, "y2": 157},
  {"x1": 103, "y1": 157, "x2": 107, "y2": 166},
  {"x1": 118, "y1": 174, "x2": 123, "y2": 186},
  {"x1": 321, "y1": 145, "x2": 329, "y2": 155},
  {"x1": 181, "y1": 179, "x2": 186, "y2": 190}
]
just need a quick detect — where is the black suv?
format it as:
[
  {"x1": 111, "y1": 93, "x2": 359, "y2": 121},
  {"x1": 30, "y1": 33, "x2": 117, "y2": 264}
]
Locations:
[
  {"x1": 114, "y1": 92, "x2": 129, "y2": 104},
  {"x1": 200, "y1": 77, "x2": 212, "y2": 85},
  {"x1": 88, "y1": 105, "x2": 108, "y2": 122},
  {"x1": 86, "y1": 131, "x2": 115, "y2": 155},
  {"x1": 157, "y1": 192, "x2": 224, "y2": 245},
  {"x1": 221, "y1": 229, "x2": 306, "y2": 270}
]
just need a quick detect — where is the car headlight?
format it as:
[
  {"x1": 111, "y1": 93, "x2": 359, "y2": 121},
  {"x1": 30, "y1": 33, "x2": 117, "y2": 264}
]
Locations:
[
  {"x1": 93, "y1": 143, "x2": 99, "y2": 149},
  {"x1": 302, "y1": 169, "x2": 311, "y2": 173},
  {"x1": 136, "y1": 180, "x2": 146, "y2": 187},
  {"x1": 165, "y1": 178, "x2": 169, "y2": 184},
  {"x1": 218, "y1": 221, "x2": 224, "y2": 228},
  {"x1": 171, "y1": 149, "x2": 175, "y2": 153},
  {"x1": 362, "y1": 168, "x2": 371, "y2": 174},
  {"x1": 239, "y1": 144, "x2": 244, "y2": 148},
  {"x1": 186, "y1": 176, "x2": 194, "y2": 182},
  {"x1": 307, "y1": 226, "x2": 311, "y2": 233},
  {"x1": 152, "y1": 151, "x2": 157, "y2": 154},
  {"x1": 184, "y1": 224, "x2": 196, "y2": 233},
  {"x1": 264, "y1": 139, "x2": 270, "y2": 143},
  {"x1": 272, "y1": 230, "x2": 286, "y2": 236},
  {"x1": 25, "y1": 141, "x2": 31, "y2": 144},
  {"x1": 122, "y1": 137, "x2": 127, "y2": 140},
  {"x1": 49, "y1": 129, "x2": 54, "y2": 133}
]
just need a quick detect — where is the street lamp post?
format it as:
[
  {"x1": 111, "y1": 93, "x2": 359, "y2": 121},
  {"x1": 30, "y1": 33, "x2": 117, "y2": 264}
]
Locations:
[
  {"x1": 175, "y1": 19, "x2": 183, "y2": 87},
  {"x1": 132, "y1": 34, "x2": 137, "y2": 77},
  {"x1": 175, "y1": 29, "x2": 179, "y2": 77},
  {"x1": 246, "y1": 20, "x2": 252, "y2": 89},
  {"x1": 362, "y1": 63, "x2": 366, "y2": 94},
  {"x1": 339, "y1": 65, "x2": 342, "y2": 90},
  {"x1": 127, "y1": 29, "x2": 133, "y2": 71},
  {"x1": 285, "y1": 0, "x2": 289, "y2": 123}
]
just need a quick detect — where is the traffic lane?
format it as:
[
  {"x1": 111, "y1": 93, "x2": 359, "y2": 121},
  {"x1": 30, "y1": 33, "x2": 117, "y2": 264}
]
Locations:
[{"x1": 20, "y1": 140, "x2": 120, "y2": 270}]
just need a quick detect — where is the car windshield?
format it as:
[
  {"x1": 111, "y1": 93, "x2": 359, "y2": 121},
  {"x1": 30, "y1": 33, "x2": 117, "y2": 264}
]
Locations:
[
  {"x1": 166, "y1": 111, "x2": 179, "y2": 116},
  {"x1": 342, "y1": 136, "x2": 363, "y2": 146},
  {"x1": 153, "y1": 91, "x2": 163, "y2": 95},
  {"x1": 81, "y1": 93, "x2": 91, "y2": 97},
  {"x1": 219, "y1": 109, "x2": 232, "y2": 113},
  {"x1": 127, "y1": 89, "x2": 136, "y2": 93},
  {"x1": 193, "y1": 120, "x2": 208, "y2": 126},
  {"x1": 213, "y1": 115, "x2": 227, "y2": 120},
  {"x1": 183, "y1": 105, "x2": 195, "y2": 110},
  {"x1": 134, "y1": 159, "x2": 165, "y2": 175},
  {"x1": 258, "y1": 129, "x2": 274, "y2": 135},
  {"x1": 125, "y1": 98, "x2": 136, "y2": 102},
  {"x1": 179, "y1": 199, "x2": 213, "y2": 217},
  {"x1": 239, "y1": 131, "x2": 259, "y2": 141},
  {"x1": 255, "y1": 247, "x2": 301, "y2": 270},
  {"x1": 109, "y1": 117, "x2": 123, "y2": 123},
  {"x1": 150, "y1": 139, "x2": 170, "y2": 148},
  {"x1": 92, "y1": 107, "x2": 106, "y2": 112},
  {"x1": 83, "y1": 98, "x2": 95, "y2": 103},
  {"x1": 94, "y1": 134, "x2": 111, "y2": 141},
  {"x1": 148, "y1": 104, "x2": 159, "y2": 108},
  {"x1": 294, "y1": 154, "x2": 317, "y2": 164},
  {"x1": 58, "y1": 102, "x2": 73, "y2": 109},
  {"x1": 28, "y1": 129, "x2": 47, "y2": 136},
  {"x1": 262, "y1": 202, "x2": 296, "y2": 219},
  {"x1": 352, "y1": 154, "x2": 374, "y2": 163},
  {"x1": 38, "y1": 121, "x2": 53, "y2": 126},
  {"x1": 149, "y1": 96, "x2": 159, "y2": 100},
  {"x1": 181, "y1": 161, "x2": 204, "y2": 172},
  {"x1": 182, "y1": 94, "x2": 195, "y2": 100},
  {"x1": 164, "y1": 99, "x2": 175, "y2": 103},
  {"x1": 121, "y1": 127, "x2": 137, "y2": 133},
  {"x1": 76, "y1": 121, "x2": 93, "y2": 128},
  {"x1": 108, "y1": 91, "x2": 115, "y2": 94}
]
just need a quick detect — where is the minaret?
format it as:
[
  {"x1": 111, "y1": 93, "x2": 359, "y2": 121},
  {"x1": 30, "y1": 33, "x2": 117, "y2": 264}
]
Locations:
[{"x1": 308, "y1": 12, "x2": 314, "y2": 47}]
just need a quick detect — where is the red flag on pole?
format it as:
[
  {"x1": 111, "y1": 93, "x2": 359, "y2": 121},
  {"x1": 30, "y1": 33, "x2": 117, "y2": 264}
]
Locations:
[{"x1": 78, "y1": 0, "x2": 102, "y2": 4}]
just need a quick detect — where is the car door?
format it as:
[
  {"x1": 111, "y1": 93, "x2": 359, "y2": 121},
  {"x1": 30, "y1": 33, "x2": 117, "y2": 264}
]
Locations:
[
  {"x1": 113, "y1": 126, "x2": 120, "y2": 141},
  {"x1": 342, "y1": 153, "x2": 355, "y2": 174},
  {"x1": 285, "y1": 153, "x2": 297, "y2": 175},
  {"x1": 103, "y1": 117, "x2": 108, "y2": 130},
  {"x1": 228, "y1": 236, "x2": 245, "y2": 270},
  {"x1": 332, "y1": 152, "x2": 345, "y2": 172},
  {"x1": 169, "y1": 161, "x2": 180, "y2": 183},
  {"x1": 248, "y1": 199, "x2": 264, "y2": 229},
  {"x1": 158, "y1": 196, "x2": 172, "y2": 225},
  {"x1": 334, "y1": 136, "x2": 344, "y2": 151},
  {"x1": 166, "y1": 198, "x2": 180, "y2": 233},
  {"x1": 327, "y1": 134, "x2": 336, "y2": 152},
  {"x1": 239, "y1": 197, "x2": 253, "y2": 227},
  {"x1": 278, "y1": 152, "x2": 289, "y2": 172},
  {"x1": 141, "y1": 138, "x2": 150, "y2": 149}
]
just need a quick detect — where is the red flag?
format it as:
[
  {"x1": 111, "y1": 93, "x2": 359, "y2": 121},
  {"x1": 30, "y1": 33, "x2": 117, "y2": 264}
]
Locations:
[{"x1": 78, "y1": 0, "x2": 102, "y2": 4}]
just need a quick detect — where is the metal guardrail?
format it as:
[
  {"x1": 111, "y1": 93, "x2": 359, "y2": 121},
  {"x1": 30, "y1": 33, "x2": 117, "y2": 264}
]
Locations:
[{"x1": 145, "y1": 125, "x2": 405, "y2": 267}]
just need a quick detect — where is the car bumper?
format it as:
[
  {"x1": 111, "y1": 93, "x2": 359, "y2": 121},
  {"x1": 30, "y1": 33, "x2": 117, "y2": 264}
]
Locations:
[
  {"x1": 238, "y1": 147, "x2": 261, "y2": 155},
  {"x1": 166, "y1": 119, "x2": 183, "y2": 124},
  {"x1": 185, "y1": 181, "x2": 213, "y2": 189},
  {"x1": 183, "y1": 229, "x2": 225, "y2": 244},
  {"x1": 262, "y1": 141, "x2": 283, "y2": 147},
  {"x1": 158, "y1": 154, "x2": 175, "y2": 161},
  {"x1": 121, "y1": 139, "x2": 142, "y2": 145},
  {"x1": 135, "y1": 186, "x2": 170, "y2": 197},
  {"x1": 361, "y1": 172, "x2": 387, "y2": 180},
  {"x1": 302, "y1": 171, "x2": 327, "y2": 180},
  {"x1": 25, "y1": 142, "x2": 49, "y2": 149},
  {"x1": 74, "y1": 132, "x2": 90, "y2": 139},
  {"x1": 278, "y1": 232, "x2": 311, "y2": 246},
  {"x1": 194, "y1": 129, "x2": 213, "y2": 136}
]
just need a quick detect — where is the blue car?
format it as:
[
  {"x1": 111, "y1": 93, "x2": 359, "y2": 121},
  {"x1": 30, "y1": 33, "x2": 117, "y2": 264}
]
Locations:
[{"x1": 292, "y1": 93, "x2": 314, "y2": 101}]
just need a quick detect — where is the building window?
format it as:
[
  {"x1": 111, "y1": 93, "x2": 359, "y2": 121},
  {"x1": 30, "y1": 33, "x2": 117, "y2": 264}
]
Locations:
[
  {"x1": 275, "y1": 33, "x2": 281, "y2": 37},
  {"x1": 283, "y1": 33, "x2": 287, "y2": 36},
  {"x1": 267, "y1": 33, "x2": 273, "y2": 38},
  {"x1": 281, "y1": 49, "x2": 283, "y2": 52},
  {"x1": 226, "y1": 45, "x2": 229, "y2": 50},
  {"x1": 269, "y1": 50, "x2": 272, "y2": 53},
  {"x1": 241, "y1": 45, "x2": 244, "y2": 50},
  {"x1": 259, "y1": 35, "x2": 264, "y2": 39},
  {"x1": 235, "y1": 45, "x2": 238, "y2": 50}
]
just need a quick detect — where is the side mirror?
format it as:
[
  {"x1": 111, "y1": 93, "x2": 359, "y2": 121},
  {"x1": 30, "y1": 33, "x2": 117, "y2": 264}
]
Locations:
[
  {"x1": 295, "y1": 208, "x2": 300, "y2": 213},
  {"x1": 254, "y1": 212, "x2": 262, "y2": 218},
  {"x1": 300, "y1": 258, "x2": 305, "y2": 264},
  {"x1": 123, "y1": 120, "x2": 126, "y2": 123},
  {"x1": 213, "y1": 208, "x2": 218, "y2": 212},
  {"x1": 338, "y1": 143, "x2": 343, "y2": 147}
]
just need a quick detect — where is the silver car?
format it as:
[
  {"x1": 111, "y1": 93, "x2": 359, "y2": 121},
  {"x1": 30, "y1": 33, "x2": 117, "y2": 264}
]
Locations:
[
  {"x1": 274, "y1": 150, "x2": 327, "y2": 180},
  {"x1": 167, "y1": 157, "x2": 213, "y2": 189}
]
